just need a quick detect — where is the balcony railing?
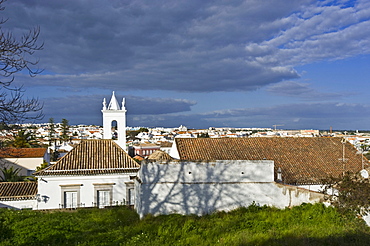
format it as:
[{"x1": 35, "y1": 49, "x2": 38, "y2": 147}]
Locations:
[{"x1": 58, "y1": 200, "x2": 132, "y2": 210}]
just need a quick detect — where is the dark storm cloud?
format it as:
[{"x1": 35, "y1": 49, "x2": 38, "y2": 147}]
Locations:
[
  {"x1": 5, "y1": 0, "x2": 310, "y2": 92},
  {"x1": 125, "y1": 96, "x2": 196, "y2": 114},
  {"x1": 4, "y1": 0, "x2": 370, "y2": 130},
  {"x1": 4, "y1": 0, "x2": 370, "y2": 93},
  {"x1": 40, "y1": 94, "x2": 195, "y2": 125},
  {"x1": 266, "y1": 81, "x2": 347, "y2": 100}
]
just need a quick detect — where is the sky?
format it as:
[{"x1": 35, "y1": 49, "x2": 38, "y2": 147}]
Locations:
[{"x1": 4, "y1": 0, "x2": 370, "y2": 130}]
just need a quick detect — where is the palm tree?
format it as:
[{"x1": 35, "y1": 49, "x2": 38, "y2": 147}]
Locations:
[
  {"x1": 7, "y1": 130, "x2": 40, "y2": 148},
  {"x1": 0, "y1": 166, "x2": 23, "y2": 182}
]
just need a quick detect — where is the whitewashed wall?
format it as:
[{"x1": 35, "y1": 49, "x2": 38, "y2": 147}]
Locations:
[
  {"x1": 0, "y1": 200, "x2": 37, "y2": 210},
  {"x1": 135, "y1": 160, "x2": 324, "y2": 217},
  {"x1": 298, "y1": 184, "x2": 324, "y2": 192},
  {"x1": 37, "y1": 173, "x2": 136, "y2": 210},
  {"x1": 1, "y1": 157, "x2": 45, "y2": 176}
]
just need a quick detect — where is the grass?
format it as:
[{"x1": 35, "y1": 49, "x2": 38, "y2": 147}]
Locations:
[{"x1": 0, "y1": 203, "x2": 369, "y2": 245}]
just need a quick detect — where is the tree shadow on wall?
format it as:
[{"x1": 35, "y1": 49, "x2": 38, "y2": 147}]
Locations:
[{"x1": 138, "y1": 160, "x2": 272, "y2": 216}]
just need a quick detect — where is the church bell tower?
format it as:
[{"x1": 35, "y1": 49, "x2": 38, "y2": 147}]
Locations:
[{"x1": 102, "y1": 91, "x2": 127, "y2": 150}]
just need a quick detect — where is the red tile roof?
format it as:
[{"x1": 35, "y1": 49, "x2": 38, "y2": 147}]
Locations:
[
  {"x1": 175, "y1": 137, "x2": 367, "y2": 185},
  {"x1": 147, "y1": 150, "x2": 173, "y2": 161},
  {"x1": 0, "y1": 148, "x2": 47, "y2": 158},
  {"x1": 0, "y1": 182, "x2": 37, "y2": 200},
  {"x1": 35, "y1": 140, "x2": 139, "y2": 176},
  {"x1": 133, "y1": 143, "x2": 160, "y2": 149}
]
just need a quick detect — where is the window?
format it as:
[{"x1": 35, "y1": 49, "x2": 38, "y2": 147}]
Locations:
[
  {"x1": 97, "y1": 190, "x2": 110, "y2": 208},
  {"x1": 128, "y1": 188, "x2": 135, "y2": 205},
  {"x1": 64, "y1": 191, "x2": 77, "y2": 208},
  {"x1": 125, "y1": 182, "x2": 135, "y2": 205},
  {"x1": 60, "y1": 184, "x2": 82, "y2": 209},
  {"x1": 93, "y1": 183, "x2": 115, "y2": 208}
]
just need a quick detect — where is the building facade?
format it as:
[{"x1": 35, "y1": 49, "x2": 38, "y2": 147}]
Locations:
[{"x1": 35, "y1": 140, "x2": 139, "y2": 209}]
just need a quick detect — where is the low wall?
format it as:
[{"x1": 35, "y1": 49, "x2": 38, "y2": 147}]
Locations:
[
  {"x1": 0, "y1": 199, "x2": 37, "y2": 210},
  {"x1": 135, "y1": 160, "x2": 325, "y2": 217}
]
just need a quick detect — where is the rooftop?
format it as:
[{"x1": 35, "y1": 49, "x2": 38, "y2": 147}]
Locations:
[
  {"x1": 0, "y1": 148, "x2": 47, "y2": 158},
  {"x1": 0, "y1": 182, "x2": 37, "y2": 201},
  {"x1": 175, "y1": 137, "x2": 367, "y2": 185},
  {"x1": 35, "y1": 140, "x2": 139, "y2": 176}
]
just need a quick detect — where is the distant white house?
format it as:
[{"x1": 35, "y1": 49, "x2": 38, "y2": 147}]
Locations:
[
  {"x1": 136, "y1": 132, "x2": 153, "y2": 142},
  {"x1": 0, "y1": 148, "x2": 49, "y2": 177},
  {"x1": 178, "y1": 125, "x2": 187, "y2": 131}
]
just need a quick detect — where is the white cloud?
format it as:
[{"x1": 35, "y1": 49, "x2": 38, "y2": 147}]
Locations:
[{"x1": 246, "y1": 0, "x2": 370, "y2": 68}]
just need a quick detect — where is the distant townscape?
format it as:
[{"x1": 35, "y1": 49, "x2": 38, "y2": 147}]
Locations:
[
  {"x1": 1, "y1": 93, "x2": 369, "y2": 226},
  {"x1": 1, "y1": 122, "x2": 369, "y2": 160}
]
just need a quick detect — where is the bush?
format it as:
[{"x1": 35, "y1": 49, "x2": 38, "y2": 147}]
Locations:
[{"x1": 0, "y1": 204, "x2": 370, "y2": 245}]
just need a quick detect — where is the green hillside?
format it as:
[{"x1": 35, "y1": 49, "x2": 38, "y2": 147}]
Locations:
[{"x1": 1, "y1": 203, "x2": 369, "y2": 246}]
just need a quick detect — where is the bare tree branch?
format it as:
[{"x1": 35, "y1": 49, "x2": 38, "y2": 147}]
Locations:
[{"x1": 0, "y1": 0, "x2": 44, "y2": 124}]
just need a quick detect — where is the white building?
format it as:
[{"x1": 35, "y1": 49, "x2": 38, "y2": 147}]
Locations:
[
  {"x1": 169, "y1": 137, "x2": 366, "y2": 191},
  {"x1": 0, "y1": 148, "x2": 49, "y2": 177},
  {"x1": 134, "y1": 137, "x2": 366, "y2": 217},
  {"x1": 34, "y1": 92, "x2": 138, "y2": 209},
  {"x1": 135, "y1": 160, "x2": 325, "y2": 217},
  {"x1": 0, "y1": 182, "x2": 37, "y2": 209},
  {"x1": 35, "y1": 140, "x2": 139, "y2": 209}
]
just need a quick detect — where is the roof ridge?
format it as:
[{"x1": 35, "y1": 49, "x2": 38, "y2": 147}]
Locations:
[{"x1": 35, "y1": 139, "x2": 139, "y2": 176}]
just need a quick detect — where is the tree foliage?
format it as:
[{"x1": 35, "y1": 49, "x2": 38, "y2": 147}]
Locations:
[
  {"x1": 0, "y1": 204, "x2": 369, "y2": 245},
  {"x1": 322, "y1": 172, "x2": 370, "y2": 216},
  {"x1": 61, "y1": 118, "x2": 69, "y2": 142},
  {"x1": 35, "y1": 160, "x2": 49, "y2": 172},
  {"x1": 6, "y1": 129, "x2": 40, "y2": 148},
  {"x1": 0, "y1": 166, "x2": 23, "y2": 182},
  {"x1": 198, "y1": 132, "x2": 209, "y2": 138},
  {"x1": 48, "y1": 117, "x2": 55, "y2": 145},
  {"x1": 139, "y1": 127, "x2": 149, "y2": 133},
  {"x1": 0, "y1": 0, "x2": 43, "y2": 125}
]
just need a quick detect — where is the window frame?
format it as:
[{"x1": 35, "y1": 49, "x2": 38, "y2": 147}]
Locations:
[
  {"x1": 93, "y1": 183, "x2": 115, "y2": 208},
  {"x1": 125, "y1": 182, "x2": 135, "y2": 205},
  {"x1": 60, "y1": 184, "x2": 82, "y2": 209}
]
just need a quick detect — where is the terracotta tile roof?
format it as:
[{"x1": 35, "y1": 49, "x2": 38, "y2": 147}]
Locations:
[
  {"x1": 133, "y1": 143, "x2": 160, "y2": 148},
  {"x1": 0, "y1": 182, "x2": 37, "y2": 200},
  {"x1": 35, "y1": 140, "x2": 139, "y2": 176},
  {"x1": 0, "y1": 148, "x2": 47, "y2": 158},
  {"x1": 159, "y1": 142, "x2": 173, "y2": 147},
  {"x1": 147, "y1": 150, "x2": 173, "y2": 161},
  {"x1": 175, "y1": 137, "x2": 367, "y2": 185},
  {"x1": 133, "y1": 155, "x2": 145, "y2": 161}
]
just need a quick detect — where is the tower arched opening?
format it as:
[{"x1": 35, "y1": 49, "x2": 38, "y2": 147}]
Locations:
[{"x1": 111, "y1": 120, "x2": 118, "y2": 140}]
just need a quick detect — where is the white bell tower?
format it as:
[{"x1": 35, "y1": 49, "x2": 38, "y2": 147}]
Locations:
[{"x1": 102, "y1": 91, "x2": 127, "y2": 150}]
